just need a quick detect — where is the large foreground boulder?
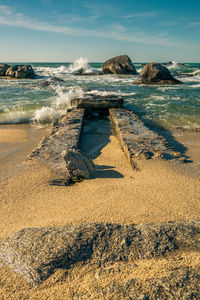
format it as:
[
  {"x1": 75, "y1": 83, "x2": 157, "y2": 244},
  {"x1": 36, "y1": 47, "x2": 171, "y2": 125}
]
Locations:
[
  {"x1": 5, "y1": 65, "x2": 35, "y2": 79},
  {"x1": 133, "y1": 62, "x2": 182, "y2": 85},
  {"x1": 0, "y1": 220, "x2": 199, "y2": 285},
  {"x1": 102, "y1": 55, "x2": 137, "y2": 75},
  {"x1": 0, "y1": 63, "x2": 10, "y2": 76}
]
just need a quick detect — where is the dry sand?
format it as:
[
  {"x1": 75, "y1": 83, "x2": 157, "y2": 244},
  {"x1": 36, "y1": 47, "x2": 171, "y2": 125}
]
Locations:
[{"x1": 0, "y1": 124, "x2": 200, "y2": 299}]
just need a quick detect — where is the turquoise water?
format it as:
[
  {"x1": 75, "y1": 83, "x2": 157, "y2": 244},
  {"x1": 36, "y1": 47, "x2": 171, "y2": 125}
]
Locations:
[{"x1": 0, "y1": 59, "x2": 200, "y2": 130}]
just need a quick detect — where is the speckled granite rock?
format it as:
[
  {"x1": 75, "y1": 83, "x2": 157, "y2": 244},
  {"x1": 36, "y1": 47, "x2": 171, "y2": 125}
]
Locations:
[
  {"x1": 110, "y1": 108, "x2": 182, "y2": 169},
  {"x1": 0, "y1": 220, "x2": 199, "y2": 285}
]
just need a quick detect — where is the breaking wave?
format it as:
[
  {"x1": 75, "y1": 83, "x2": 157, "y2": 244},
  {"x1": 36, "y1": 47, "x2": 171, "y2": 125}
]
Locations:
[
  {"x1": 32, "y1": 86, "x2": 85, "y2": 124},
  {"x1": 35, "y1": 57, "x2": 101, "y2": 77}
]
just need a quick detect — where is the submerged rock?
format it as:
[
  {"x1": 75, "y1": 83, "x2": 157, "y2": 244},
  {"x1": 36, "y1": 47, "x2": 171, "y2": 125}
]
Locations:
[
  {"x1": 102, "y1": 55, "x2": 137, "y2": 75},
  {"x1": 5, "y1": 65, "x2": 35, "y2": 79},
  {"x1": 0, "y1": 220, "x2": 199, "y2": 284},
  {"x1": 73, "y1": 71, "x2": 103, "y2": 76},
  {"x1": 0, "y1": 63, "x2": 10, "y2": 76},
  {"x1": 41, "y1": 77, "x2": 64, "y2": 86},
  {"x1": 133, "y1": 62, "x2": 182, "y2": 85}
]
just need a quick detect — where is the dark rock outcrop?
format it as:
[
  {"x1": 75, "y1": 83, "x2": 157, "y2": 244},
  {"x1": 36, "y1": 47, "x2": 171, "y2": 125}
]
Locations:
[
  {"x1": 102, "y1": 55, "x2": 137, "y2": 75},
  {"x1": 133, "y1": 62, "x2": 182, "y2": 85},
  {"x1": 0, "y1": 63, "x2": 10, "y2": 76},
  {"x1": 5, "y1": 65, "x2": 35, "y2": 79},
  {"x1": 0, "y1": 220, "x2": 199, "y2": 284}
]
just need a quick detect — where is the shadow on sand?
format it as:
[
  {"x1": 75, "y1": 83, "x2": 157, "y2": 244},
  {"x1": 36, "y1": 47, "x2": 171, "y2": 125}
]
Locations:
[
  {"x1": 79, "y1": 110, "x2": 124, "y2": 179},
  {"x1": 146, "y1": 120, "x2": 193, "y2": 163}
]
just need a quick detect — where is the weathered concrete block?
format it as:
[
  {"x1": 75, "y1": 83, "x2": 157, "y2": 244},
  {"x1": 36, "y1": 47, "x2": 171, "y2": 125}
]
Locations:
[
  {"x1": 29, "y1": 109, "x2": 87, "y2": 182},
  {"x1": 71, "y1": 95, "x2": 124, "y2": 109},
  {"x1": 110, "y1": 108, "x2": 182, "y2": 169}
]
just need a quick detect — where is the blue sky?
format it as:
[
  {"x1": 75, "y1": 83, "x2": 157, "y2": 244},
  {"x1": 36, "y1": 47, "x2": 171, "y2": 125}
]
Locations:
[{"x1": 0, "y1": 0, "x2": 200, "y2": 62}]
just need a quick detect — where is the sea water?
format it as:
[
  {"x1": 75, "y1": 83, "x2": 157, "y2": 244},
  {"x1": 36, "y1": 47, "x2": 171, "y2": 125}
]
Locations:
[{"x1": 0, "y1": 58, "x2": 200, "y2": 130}]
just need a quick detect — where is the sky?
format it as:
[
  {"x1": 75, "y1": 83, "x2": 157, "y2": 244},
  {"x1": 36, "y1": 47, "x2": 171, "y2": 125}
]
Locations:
[{"x1": 0, "y1": 0, "x2": 200, "y2": 62}]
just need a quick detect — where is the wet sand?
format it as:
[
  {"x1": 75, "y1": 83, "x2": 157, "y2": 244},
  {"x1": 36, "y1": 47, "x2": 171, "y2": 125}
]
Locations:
[{"x1": 0, "y1": 123, "x2": 200, "y2": 299}]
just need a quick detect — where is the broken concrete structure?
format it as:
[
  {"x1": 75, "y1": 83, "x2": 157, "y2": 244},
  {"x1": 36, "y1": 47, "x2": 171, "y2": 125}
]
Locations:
[{"x1": 29, "y1": 95, "x2": 183, "y2": 183}]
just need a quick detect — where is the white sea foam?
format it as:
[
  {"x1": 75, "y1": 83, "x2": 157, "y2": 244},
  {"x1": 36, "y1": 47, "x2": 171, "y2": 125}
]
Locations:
[
  {"x1": 167, "y1": 61, "x2": 180, "y2": 69},
  {"x1": 148, "y1": 95, "x2": 165, "y2": 101},
  {"x1": 86, "y1": 89, "x2": 136, "y2": 97},
  {"x1": 190, "y1": 83, "x2": 200, "y2": 88},
  {"x1": 191, "y1": 69, "x2": 200, "y2": 75},
  {"x1": 179, "y1": 75, "x2": 200, "y2": 83},
  {"x1": 35, "y1": 65, "x2": 69, "y2": 77}
]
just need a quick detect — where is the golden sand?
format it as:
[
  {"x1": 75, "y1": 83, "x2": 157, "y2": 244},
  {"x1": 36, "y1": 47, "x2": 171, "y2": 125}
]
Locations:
[{"x1": 0, "y1": 124, "x2": 199, "y2": 299}]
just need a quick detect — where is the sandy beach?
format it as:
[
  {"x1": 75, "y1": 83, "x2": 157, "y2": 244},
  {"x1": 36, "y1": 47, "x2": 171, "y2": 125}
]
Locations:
[{"x1": 0, "y1": 122, "x2": 199, "y2": 299}]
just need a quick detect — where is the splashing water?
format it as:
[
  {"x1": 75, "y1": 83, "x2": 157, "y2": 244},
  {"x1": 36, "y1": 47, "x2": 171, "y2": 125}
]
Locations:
[
  {"x1": 54, "y1": 86, "x2": 84, "y2": 108},
  {"x1": 32, "y1": 86, "x2": 85, "y2": 123},
  {"x1": 68, "y1": 57, "x2": 92, "y2": 74},
  {"x1": 33, "y1": 107, "x2": 58, "y2": 123}
]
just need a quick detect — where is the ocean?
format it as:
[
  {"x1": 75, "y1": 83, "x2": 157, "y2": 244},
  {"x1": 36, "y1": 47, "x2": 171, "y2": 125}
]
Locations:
[{"x1": 0, "y1": 58, "x2": 200, "y2": 131}]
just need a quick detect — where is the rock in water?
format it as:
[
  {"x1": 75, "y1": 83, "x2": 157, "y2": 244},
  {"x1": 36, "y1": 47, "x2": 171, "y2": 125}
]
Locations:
[
  {"x1": 41, "y1": 77, "x2": 64, "y2": 86},
  {"x1": 5, "y1": 65, "x2": 35, "y2": 79},
  {"x1": 133, "y1": 62, "x2": 182, "y2": 85},
  {"x1": 0, "y1": 63, "x2": 10, "y2": 76},
  {"x1": 102, "y1": 55, "x2": 137, "y2": 75}
]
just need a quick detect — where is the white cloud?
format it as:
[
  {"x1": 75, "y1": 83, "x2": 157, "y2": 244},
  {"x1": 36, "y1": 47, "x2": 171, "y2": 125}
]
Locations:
[
  {"x1": 0, "y1": 4, "x2": 182, "y2": 47},
  {"x1": 189, "y1": 22, "x2": 200, "y2": 27},
  {"x1": 124, "y1": 12, "x2": 158, "y2": 19},
  {"x1": 0, "y1": 5, "x2": 13, "y2": 15}
]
